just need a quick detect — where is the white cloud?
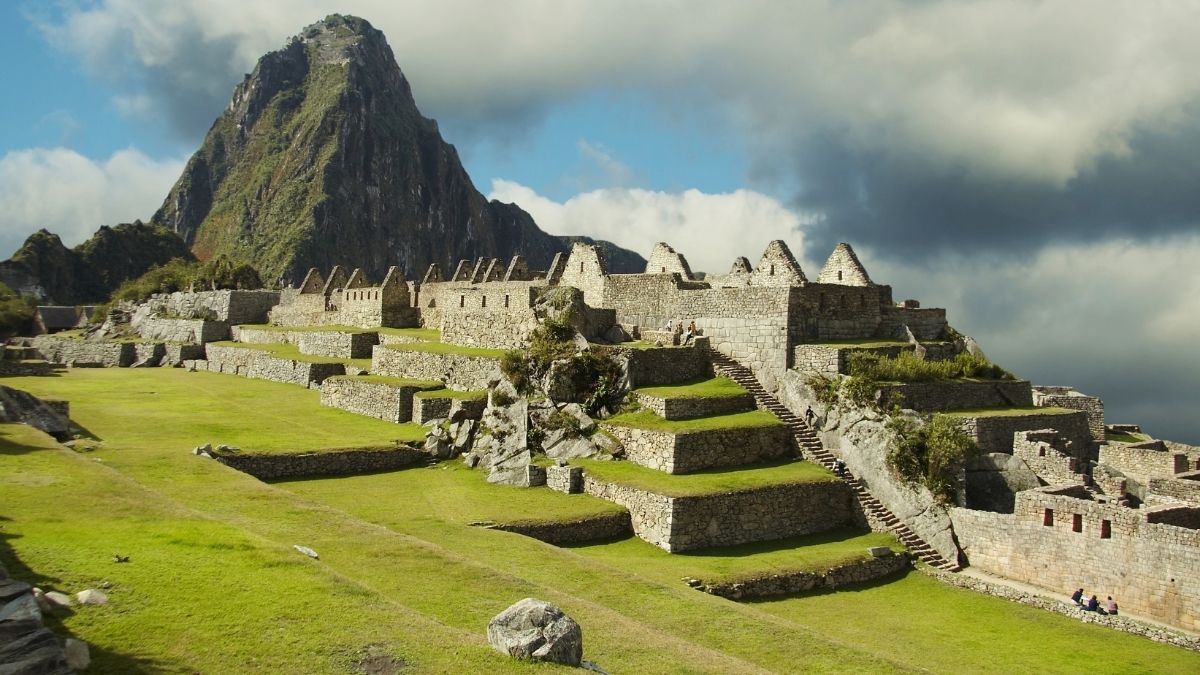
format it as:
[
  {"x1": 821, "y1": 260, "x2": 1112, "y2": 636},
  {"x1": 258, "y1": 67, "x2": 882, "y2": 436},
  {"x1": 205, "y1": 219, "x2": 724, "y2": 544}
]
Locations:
[
  {"x1": 576, "y1": 140, "x2": 632, "y2": 188},
  {"x1": 35, "y1": 1, "x2": 1200, "y2": 184},
  {"x1": 0, "y1": 147, "x2": 185, "y2": 255},
  {"x1": 488, "y1": 179, "x2": 813, "y2": 274},
  {"x1": 867, "y1": 236, "x2": 1200, "y2": 443}
]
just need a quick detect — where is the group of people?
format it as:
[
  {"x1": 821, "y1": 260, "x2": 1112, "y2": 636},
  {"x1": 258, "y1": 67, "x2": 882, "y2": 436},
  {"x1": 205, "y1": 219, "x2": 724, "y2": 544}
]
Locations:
[
  {"x1": 663, "y1": 319, "x2": 698, "y2": 344},
  {"x1": 1070, "y1": 588, "x2": 1118, "y2": 615}
]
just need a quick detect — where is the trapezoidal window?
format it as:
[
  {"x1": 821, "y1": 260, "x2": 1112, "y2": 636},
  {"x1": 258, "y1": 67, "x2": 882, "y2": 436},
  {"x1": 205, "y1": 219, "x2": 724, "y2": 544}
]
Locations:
[
  {"x1": 459, "y1": 295, "x2": 465, "y2": 308},
  {"x1": 837, "y1": 270, "x2": 843, "y2": 281},
  {"x1": 1100, "y1": 519, "x2": 1112, "y2": 539},
  {"x1": 1043, "y1": 509, "x2": 1054, "y2": 526},
  {"x1": 504, "y1": 294, "x2": 510, "y2": 308},
  {"x1": 769, "y1": 264, "x2": 775, "y2": 275},
  {"x1": 661, "y1": 266, "x2": 666, "y2": 273},
  {"x1": 481, "y1": 296, "x2": 487, "y2": 308},
  {"x1": 580, "y1": 262, "x2": 584, "y2": 273},
  {"x1": 1072, "y1": 513, "x2": 1083, "y2": 533}
]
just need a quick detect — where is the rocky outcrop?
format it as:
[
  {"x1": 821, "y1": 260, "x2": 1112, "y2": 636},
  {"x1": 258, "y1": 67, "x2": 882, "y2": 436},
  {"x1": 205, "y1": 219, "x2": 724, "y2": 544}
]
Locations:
[
  {"x1": 151, "y1": 14, "x2": 642, "y2": 284},
  {"x1": 487, "y1": 598, "x2": 583, "y2": 667},
  {"x1": 0, "y1": 386, "x2": 72, "y2": 440}
]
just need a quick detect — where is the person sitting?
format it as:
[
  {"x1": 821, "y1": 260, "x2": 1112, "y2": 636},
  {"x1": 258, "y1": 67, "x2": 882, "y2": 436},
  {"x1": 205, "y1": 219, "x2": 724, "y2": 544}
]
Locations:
[
  {"x1": 664, "y1": 318, "x2": 674, "y2": 332},
  {"x1": 1105, "y1": 597, "x2": 1118, "y2": 616},
  {"x1": 1070, "y1": 588, "x2": 1083, "y2": 605},
  {"x1": 1085, "y1": 595, "x2": 1099, "y2": 612},
  {"x1": 683, "y1": 321, "x2": 696, "y2": 344}
]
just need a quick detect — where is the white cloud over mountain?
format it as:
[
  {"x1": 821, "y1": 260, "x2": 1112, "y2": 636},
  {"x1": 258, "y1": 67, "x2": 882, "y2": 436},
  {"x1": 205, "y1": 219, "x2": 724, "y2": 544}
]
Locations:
[{"x1": 0, "y1": 147, "x2": 185, "y2": 255}]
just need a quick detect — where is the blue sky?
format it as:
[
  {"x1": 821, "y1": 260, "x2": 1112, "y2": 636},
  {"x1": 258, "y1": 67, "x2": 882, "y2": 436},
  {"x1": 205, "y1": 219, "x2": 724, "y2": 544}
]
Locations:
[{"x1": 0, "y1": 1, "x2": 1198, "y2": 443}]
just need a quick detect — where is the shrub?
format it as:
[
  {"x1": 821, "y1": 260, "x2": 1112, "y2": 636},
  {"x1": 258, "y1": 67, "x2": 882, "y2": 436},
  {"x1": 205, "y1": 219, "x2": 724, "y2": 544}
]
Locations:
[
  {"x1": 96, "y1": 257, "x2": 266, "y2": 320},
  {"x1": 885, "y1": 413, "x2": 977, "y2": 504},
  {"x1": 0, "y1": 282, "x2": 35, "y2": 337},
  {"x1": 848, "y1": 350, "x2": 1012, "y2": 384},
  {"x1": 806, "y1": 373, "x2": 840, "y2": 408}
]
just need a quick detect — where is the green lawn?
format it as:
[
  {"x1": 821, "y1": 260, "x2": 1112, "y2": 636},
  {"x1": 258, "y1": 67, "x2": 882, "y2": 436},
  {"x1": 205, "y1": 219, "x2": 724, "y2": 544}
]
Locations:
[
  {"x1": 236, "y1": 324, "x2": 439, "y2": 343},
  {"x1": 940, "y1": 406, "x2": 1077, "y2": 418},
  {"x1": 380, "y1": 341, "x2": 507, "y2": 359},
  {"x1": 1106, "y1": 431, "x2": 1150, "y2": 444},
  {"x1": 604, "y1": 408, "x2": 782, "y2": 433},
  {"x1": 576, "y1": 458, "x2": 836, "y2": 497},
  {"x1": 0, "y1": 368, "x2": 1196, "y2": 673},
  {"x1": 377, "y1": 327, "x2": 440, "y2": 341},
  {"x1": 635, "y1": 376, "x2": 747, "y2": 399},
  {"x1": 210, "y1": 340, "x2": 373, "y2": 370}
]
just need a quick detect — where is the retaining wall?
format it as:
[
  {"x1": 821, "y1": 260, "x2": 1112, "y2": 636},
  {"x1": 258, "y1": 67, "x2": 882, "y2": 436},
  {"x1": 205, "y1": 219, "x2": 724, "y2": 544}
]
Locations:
[
  {"x1": 618, "y1": 342, "x2": 714, "y2": 388},
  {"x1": 633, "y1": 391, "x2": 754, "y2": 420},
  {"x1": 697, "y1": 552, "x2": 910, "y2": 600},
  {"x1": 32, "y1": 335, "x2": 134, "y2": 367},
  {"x1": 876, "y1": 380, "x2": 1033, "y2": 412},
  {"x1": 601, "y1": 422, "x2": 794, "y2": 474},
  {"x1": 135, "y1": 316, "x2": 229, "y2": 343},
  {"x1": 204, "y1": 344, "x2": 345, "y2": 387},
  {"x1": 485, "y1": 512, "x2": 633, "y2": 546},
  {"x1": 213, "y1": 446, "x2": 426, "y2": 480},
  {"x1": 951, "y1": 410, "x2": 1090, "y2": 454},
  {"x1": 582, "y1": 473, "x2": 853, "y2": 552},
  {"x1": 371, "y1": 345, "x2": 500, "y2": 391},
  {"x1": 319, "y1": 376, "x2": 439, "y2": 423}
]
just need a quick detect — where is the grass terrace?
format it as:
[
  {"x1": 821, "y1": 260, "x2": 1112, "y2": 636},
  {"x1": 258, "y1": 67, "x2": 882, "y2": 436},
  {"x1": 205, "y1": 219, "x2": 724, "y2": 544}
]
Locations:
[
  {"x1": 325, "y1": 374, "x2": 443, "y2": 389},
  {"x1": 413, "y1": 388, "x2": 489, "y2": 400},
  {"x1": 576, "y1": 458, "x2": 835, "y2": 497},
  {"x1": 380, "y1": 341, "x2": 507, "y2": 359},
  {"x1": 940, "y1": 406, "x2": 1077, "y2": 418},
  {"x1": 604, "y1": 408, "x2": 782, "y2": 434},
  {"x1": 570, "y1": 528, "x2": 903, "y2": 585},
  {"x1": 802, "y1": 338, "x2": 914, "y2": 348},
  {"x1": 235, "y1": 324, "x2": 440, "y2": 342},
  {"x1": 5, "y1": 369, "x2": 425, "y2": 450},
  {"x1": 0, "y1": 368, "x2": 1197, "y2": 672},
  {"x1": 1106, "y1": 430, "x2": 1152, "y2": 444},
  {"x1": 209, "y1": 340, "x2": 372, "y2": 370},
  {"x1": 635, "y1": 376, "x2": 747, "y2": 399}
]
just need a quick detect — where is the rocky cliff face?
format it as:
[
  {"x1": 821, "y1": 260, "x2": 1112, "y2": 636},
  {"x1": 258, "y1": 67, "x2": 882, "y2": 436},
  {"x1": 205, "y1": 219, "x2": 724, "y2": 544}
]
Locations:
[
  {"x1": 153, "y1": 14, "x2": 643, "y2": 284},
  {"x1": 0, "y1": 223, "x2": 193, "y2": 304}
]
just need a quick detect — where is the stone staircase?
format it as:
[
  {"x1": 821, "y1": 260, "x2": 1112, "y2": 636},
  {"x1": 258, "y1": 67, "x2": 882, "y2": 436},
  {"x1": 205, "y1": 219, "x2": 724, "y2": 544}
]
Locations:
[{"x1": 708, "y1": 350, "x2": 961, "y2": 572}]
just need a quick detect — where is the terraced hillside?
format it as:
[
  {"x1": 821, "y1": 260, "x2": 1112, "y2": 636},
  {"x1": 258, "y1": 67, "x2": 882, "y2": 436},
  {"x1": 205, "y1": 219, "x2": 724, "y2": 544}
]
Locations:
[{"x1": 3, "y1": 369, "x2": 1198, "y2": 673}]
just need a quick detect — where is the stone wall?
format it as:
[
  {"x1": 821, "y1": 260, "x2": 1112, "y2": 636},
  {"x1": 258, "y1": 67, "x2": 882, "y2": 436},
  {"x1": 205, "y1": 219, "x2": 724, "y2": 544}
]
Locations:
[
  {"x1": 601, "y1": 422, "x2": 794, "y2": 474},
  {"x1": 619, "y1": 342, "x2": 714, "y2": 388},
  {"x1": 876, "y1": 380, "x2": 1034, "y2": 412},
  {"x1": 791, "y1": 342, "x2": 960, "y2": 376},
  {"x1": 1033, "y1": 386, "x2": 1106, "y2": 441},
  {"x1": 231, "y1": 326, "x2": 296, "y2": 344},
  {"x1": 135, "y1": 316, "x2": 229, "y2": 343},
  {"x1": 1148, "y1": 475, "x2": 1200, "y2": 505},
  {"x1": 951, "y1": 487, "x2": 1200, "y2": 632},
  {"x1": 203, "y1": 344, "x2": 345, "y2": 387},
  {"x1": 371, "y1": 345, "x2": 501, "y2": 391},
  {"x1": 697, "y1": 551, "x2": 910, "y2": 600},
  {"x1": 320, "y1": 376, "x2": 440, "y2": 423},
  {"x1": 1099, "y1": 443, "x2": 1187, "y2": 482},
  {"x1": 1012, "y1": 430, "x2": 1086, "y2": 485},
  {"x1": 876, "y1": 307, "x2": 948, "y2": 341},
  {"x1": 951, "y1": 410, "x2": 1090, "y2": 454},
  {"x1": 32, "y1": 335, "x2": 134, "y2": 367},
  {"x1": 213, "y1": 446, "x2": 426, "y2": 480},
  {"x1": 163, "y1": 343, "x2": 206, "y2": 366},
  {"x1": 582, "y1": 473, "x2": 853, "y2": 552},
  {"x1": 297, "y1": 331, "x2": 378, "y2": 359},
  {"x1": 633, "y1": 392, "x2": 754, "y2": 420},
  {"x1": 158, "y1": 289, "x2": 281, "y2": 324},
  {"x1": 486, "y1": 511, "x2": 633, "y2": 546}
]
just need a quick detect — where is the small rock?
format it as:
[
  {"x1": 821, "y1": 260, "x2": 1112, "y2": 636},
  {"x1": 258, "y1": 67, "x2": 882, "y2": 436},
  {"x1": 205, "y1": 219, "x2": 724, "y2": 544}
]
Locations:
[
  {"x1": 64, "y1": 638, "x2": 90, "y2": 670},
  {"x1": 112, "y1": 554, "x2": 130, "y2": 563},
  {"x1": 76, "y1": 589, "x2": 108, "y2": 606},
  {"x1": 192, "y1": 443, "x2": 212, "y2": 456},
  {"x1": 99, "y1": 580, "x2": 112, "y2": 589},
  {"x1": 293, "y1": 545, "x2": 319, "y2": 560},
  {"x1": 868, "y1": 546, "x2": 893, "y2": 558},
  {"x1": 487, "y1": 598, "x2": 583, "y2": 666},
  {"x1": 43, "y1": 591, "x2": 73, "y2": 610}
]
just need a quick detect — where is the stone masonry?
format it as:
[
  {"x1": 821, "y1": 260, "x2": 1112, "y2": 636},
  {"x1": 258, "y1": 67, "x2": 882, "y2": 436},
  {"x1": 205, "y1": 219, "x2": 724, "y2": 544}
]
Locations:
[{"x1": 601, "y1": 421, "x2": 795, "y2": 474}]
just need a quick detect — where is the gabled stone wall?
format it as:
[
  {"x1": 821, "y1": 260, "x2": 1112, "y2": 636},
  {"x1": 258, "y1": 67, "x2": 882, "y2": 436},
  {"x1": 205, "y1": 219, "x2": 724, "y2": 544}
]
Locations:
[
  {"x1": 1033, "y1": 386, "x2": 1106, "y2": 441},
  {"x1": 951, "y1": 410, "x2": 1090, "y2": 454}
]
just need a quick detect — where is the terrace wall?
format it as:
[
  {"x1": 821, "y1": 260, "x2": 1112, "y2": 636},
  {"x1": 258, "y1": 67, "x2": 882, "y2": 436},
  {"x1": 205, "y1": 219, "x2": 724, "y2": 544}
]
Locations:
[
  {"x1": 203, "y1": 344, "x2": 345, "y2": 387},
  {"x1": 320, "y1": 376, "x2": 437, "y2": 423},
  {"x1": 213, "y1": 446, "x2": 426, "y2": 480},
  {"x1": 951, "y1": 410, "x2": 1090, "y2": 454},
  {"x1": 371, "y1": 345, "x2": 500, "y2": 391},
  {"x1": 876, "y1": 380, "x2": 1034, "y2": 412},
  {"x1": 633, "y1": 392, "x2": 755, "y2": 420},
  {"x1": 601, "y1": 423, "x2": 795, "y2": 474},
  {"x1": 31, "y1": 335, "x2": 134, "y2": 367}
]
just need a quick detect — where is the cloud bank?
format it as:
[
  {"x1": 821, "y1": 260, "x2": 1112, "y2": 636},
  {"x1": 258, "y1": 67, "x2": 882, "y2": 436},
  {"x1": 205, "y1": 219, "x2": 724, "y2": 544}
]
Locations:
[{"x1": 0, "y1": 147, "x2": 185, "y2": 255}]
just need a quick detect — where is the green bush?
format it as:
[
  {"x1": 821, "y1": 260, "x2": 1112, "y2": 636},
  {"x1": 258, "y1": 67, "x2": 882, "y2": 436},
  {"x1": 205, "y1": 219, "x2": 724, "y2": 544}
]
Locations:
[
  {"x1": 885, "y1": 413, "x2": 977, "y2": 503},
  {"x1": 96, "y1": 257, "x2": 265, "y2": 320},
  {"x1": 848, "y1": 351, "x2": 1012, "y2": 383},
  {"x1": 0, "y1": 282, "x2": 35, "y2": 337}
]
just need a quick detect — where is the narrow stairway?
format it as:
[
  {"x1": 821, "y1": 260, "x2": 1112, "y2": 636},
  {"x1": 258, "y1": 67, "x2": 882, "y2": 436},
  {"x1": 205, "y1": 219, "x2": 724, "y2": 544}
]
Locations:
[{"x1": 708, "y1": 350, "x2": 961, "y2": 572}]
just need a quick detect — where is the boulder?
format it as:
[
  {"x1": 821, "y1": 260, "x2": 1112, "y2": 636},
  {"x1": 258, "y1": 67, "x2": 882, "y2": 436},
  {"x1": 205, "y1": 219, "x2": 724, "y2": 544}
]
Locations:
[
  {"x1": 0, "y1": 385, "x2": 72, "y2": 440},
  {"x1": 560, "y1": 403, "x2": 596, "y2": 433},
  {"x1": 602, "y1": 324, "x2": 628, "y2": 344},
  {"x1": 293, "y1": 545, "x2": 320, "y2": 560},
  {"x1": 75, "y1": 589, "x2": 108, "y2": 606},
  {"x1": 448, "y1": 419, "x2": 477, "y2": 456},
  {"x1": 0, "y1": 579, "x2": 32, "y2": 603},
  {"x1": 487, "y1": 598, "x2": 583, "y2": 666},
  {"x1": 424, "y1": 424, "x2": 451, "y2": 459},
  {"x1": 0, "y1": 627, "x2": 70, "y2": 673},
  {"x1": 469, "y1": 387, "x2": 532, "y2": 486},
  {"x1": 545, "y1": 436, "x2": 603, "y2": 462},
  {"x1": 541, "y1": 359, "x2": 579, "y2": 403}
]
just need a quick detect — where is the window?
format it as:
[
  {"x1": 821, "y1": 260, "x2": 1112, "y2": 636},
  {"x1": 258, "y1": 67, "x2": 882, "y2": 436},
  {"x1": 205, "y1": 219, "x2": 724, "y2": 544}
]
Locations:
[
  {"x1": 837, "y1": 270, "x2": 843, "y2": 281},
  {"x1": 459, "y1": 295, "x2": 465, "y2": 308},
  {"x1": 580, "y1": 261, "x2": 584, "y2": 273},
  {"x1": 769, "y1": 264, "x2": 775, "y2": 275},
  {"x1": 1043, "y1": 509, "x2": 1054, "y2": 526},
  {"x1": 661, "y1": 266, "x2": 666, "y2": 273},
  {"x1": 1072, "y1": 514, "x2": 1083, "y2": 532},
  {"x1": 481, "y1": 296, "x2": 487, "y2": 308},
  {"x1": 1038, "y1": 447, "x2": 1046, "y2": 457},
  {"x1": 504, "y1": 294, "x2": 510, "y2": 308},
  {"x1": 1100, "y1": 519, "x2": 1112, "y2": 539}
]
